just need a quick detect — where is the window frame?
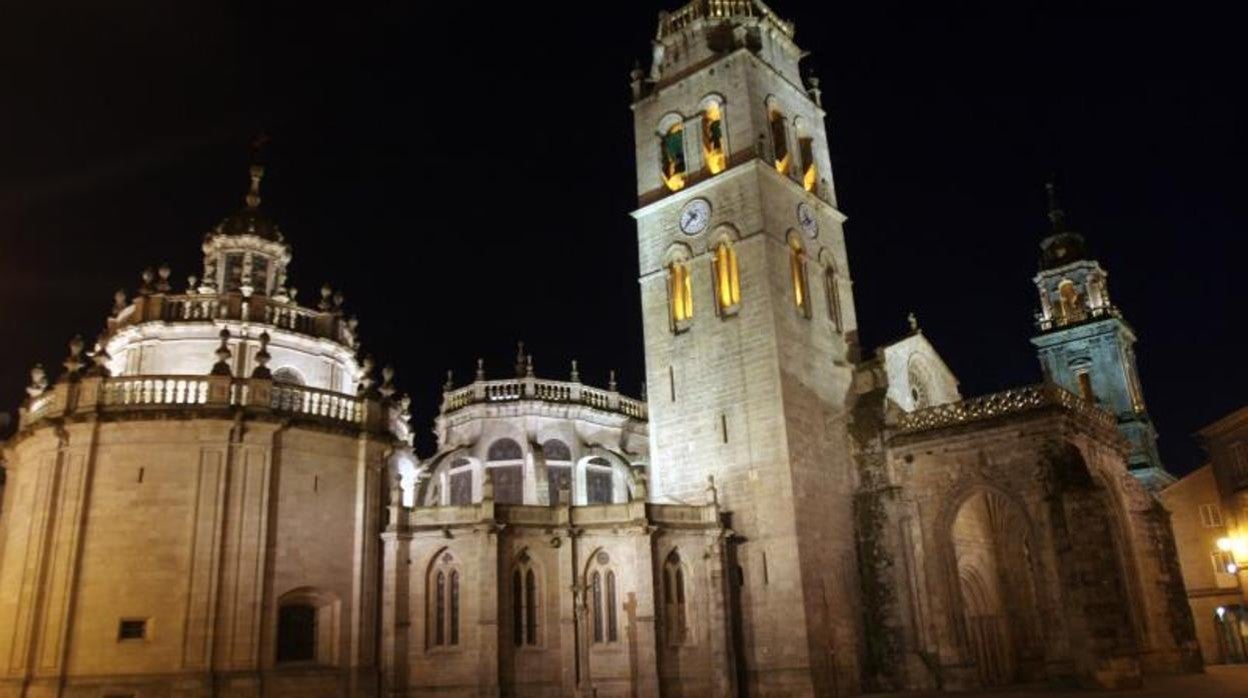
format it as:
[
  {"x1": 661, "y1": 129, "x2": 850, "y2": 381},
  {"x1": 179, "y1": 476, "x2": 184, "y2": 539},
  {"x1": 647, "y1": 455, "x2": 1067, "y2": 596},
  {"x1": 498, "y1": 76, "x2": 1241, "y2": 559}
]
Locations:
[{"x1": 428, "y1": 552, "x2": 462, "y2": 651}]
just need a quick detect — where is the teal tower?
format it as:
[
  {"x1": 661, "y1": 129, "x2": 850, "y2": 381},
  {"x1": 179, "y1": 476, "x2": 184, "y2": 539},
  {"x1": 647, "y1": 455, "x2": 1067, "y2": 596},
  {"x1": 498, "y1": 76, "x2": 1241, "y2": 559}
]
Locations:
[{"x1": 1030, "y1": 184, "x2": 1174, "y2": 491}]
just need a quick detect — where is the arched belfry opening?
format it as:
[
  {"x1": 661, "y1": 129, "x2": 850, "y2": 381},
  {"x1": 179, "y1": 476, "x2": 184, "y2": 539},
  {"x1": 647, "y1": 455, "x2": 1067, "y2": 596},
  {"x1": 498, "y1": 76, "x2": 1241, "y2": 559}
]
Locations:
[{"x1": 949, "y1": 489, "x2": 1044, "y2": 687}]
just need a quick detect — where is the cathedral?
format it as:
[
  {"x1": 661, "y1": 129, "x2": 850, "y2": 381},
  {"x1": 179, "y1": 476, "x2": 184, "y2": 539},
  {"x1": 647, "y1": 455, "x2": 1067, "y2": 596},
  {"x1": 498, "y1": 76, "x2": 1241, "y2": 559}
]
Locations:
[{"x1": 0, "y1": 2, "x2": 1202, "y2": 697}]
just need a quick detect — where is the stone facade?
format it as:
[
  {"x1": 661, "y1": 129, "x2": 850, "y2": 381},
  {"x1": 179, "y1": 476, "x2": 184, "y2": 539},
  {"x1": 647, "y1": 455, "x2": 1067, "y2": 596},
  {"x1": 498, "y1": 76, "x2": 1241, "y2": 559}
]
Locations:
[
  {"x1": 0, "y1": 2, "x2": 1203, "y2": 697},
  {"x1": 1160, "y1": 406, "x2": 1248, "y2": 665}
]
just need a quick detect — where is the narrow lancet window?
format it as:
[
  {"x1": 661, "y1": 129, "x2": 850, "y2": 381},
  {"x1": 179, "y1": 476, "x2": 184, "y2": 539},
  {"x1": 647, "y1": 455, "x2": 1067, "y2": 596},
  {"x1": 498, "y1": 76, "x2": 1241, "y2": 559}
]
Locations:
[
  {"x1": 770, "y1": 109, "x2": 790, "y2": 175},
  {"x1": 799, "y1": 136, "x2": 817, "y2": 192},
  {"x1": 713, "y1": 241, "x2": 741, "y2": 314},
  {"x1": 669, "y1": 260, "x2": 693, "y2": 330},
  {"x1": 661, "y1": 123, "x2": 687, "y2": 192},
  {"x1": 824, "y1": 265, "x2": 842, "y2": 332},
  {"x1": 789, "y1": 236, "x2": 810, "y2": 317},
  {"x1": 702, "y1": 103, "x2": 726, "y2": 175}
]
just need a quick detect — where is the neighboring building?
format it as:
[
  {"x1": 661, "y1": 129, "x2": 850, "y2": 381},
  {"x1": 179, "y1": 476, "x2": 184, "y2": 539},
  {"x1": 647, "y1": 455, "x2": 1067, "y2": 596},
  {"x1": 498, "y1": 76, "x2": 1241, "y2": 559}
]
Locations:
[
  {"x1": 1161, "y1": 406, "x2": 1248, "y2": 664},
  {"x1": 1030, "y1": 184, "x2": 1174, "y2": 491},
  {"x1": 0, "y1": 2, "x2": 1202, "y2": 697}
]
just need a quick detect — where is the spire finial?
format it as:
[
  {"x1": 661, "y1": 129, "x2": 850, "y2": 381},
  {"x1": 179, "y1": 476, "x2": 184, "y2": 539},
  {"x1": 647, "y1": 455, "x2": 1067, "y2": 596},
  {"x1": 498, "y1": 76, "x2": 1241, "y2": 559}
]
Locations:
[
  {"x1": 907, "y1": 311, "x2": 919, "y2": 334},
  {"x1": 475, "y1": 358, "x2": 485, "y2": 382},
  {"x1": 515, "y1": 341, "x2": 526, "y2": 378},
  {"x1": 1045, "y1": 181, "x2": 1066, "y2": 234},
  {"x1": 245, "y1": 134, "x2": 269, "y2": 210}
]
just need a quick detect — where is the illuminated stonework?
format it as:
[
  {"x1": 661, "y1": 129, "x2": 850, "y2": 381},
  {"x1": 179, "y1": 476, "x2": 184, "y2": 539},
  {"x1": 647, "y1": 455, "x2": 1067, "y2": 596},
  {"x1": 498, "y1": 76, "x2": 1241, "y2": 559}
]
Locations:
[{"x1": 0, "y1": 2, "x2": 1201, "y2": 697}]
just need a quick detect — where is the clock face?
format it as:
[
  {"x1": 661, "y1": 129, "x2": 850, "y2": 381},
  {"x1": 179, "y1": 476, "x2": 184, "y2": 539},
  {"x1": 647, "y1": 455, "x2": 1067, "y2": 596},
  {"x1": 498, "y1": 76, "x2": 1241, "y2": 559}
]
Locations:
[
  {"x1": 678, "y1": 198, "x2": 712, "y2": 235},
  {"x1": 797, "y1": 202, "x2": 818, "y2": 238}
]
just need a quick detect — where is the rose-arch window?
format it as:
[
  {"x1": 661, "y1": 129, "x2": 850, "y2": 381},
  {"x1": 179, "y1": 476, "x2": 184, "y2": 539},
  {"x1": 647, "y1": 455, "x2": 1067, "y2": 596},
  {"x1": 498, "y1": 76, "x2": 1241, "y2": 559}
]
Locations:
[{"x1": 487, "y1": 438, "x2": 524, "y2": 504}]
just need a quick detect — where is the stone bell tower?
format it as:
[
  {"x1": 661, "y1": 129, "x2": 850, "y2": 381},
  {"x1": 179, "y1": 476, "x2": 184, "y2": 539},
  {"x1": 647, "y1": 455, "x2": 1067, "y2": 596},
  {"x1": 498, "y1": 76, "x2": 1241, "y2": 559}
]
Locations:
[
  {"x1": 1030, "y1": 183, "x2": 1174, "y2": 491},
  {"x1": 630, "y1": 2, "x2": 861, "y2": 694}
]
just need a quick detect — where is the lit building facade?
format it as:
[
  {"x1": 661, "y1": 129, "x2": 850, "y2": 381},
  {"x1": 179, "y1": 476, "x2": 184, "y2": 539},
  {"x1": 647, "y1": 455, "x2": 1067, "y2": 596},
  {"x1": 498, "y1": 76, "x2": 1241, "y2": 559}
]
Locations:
[
  {"x1": 0, "y1": 2, "x2": 1202, "y2": 697},
  {"x1": 1160, "y1": 406, "x2": 1248, "y2": 665}
]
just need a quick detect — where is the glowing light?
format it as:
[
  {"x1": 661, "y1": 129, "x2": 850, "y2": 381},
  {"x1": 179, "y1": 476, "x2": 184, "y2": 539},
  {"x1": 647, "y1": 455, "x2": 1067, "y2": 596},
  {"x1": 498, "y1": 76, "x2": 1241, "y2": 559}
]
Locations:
[
  {"x1": 1217, "y1": 606, "x2": 1227, "y2": 620},
  {"x1": 661, "y1": 123, "x2": 687, "y2": 192},
  {"x1": 713, "y1": 242, "x2": 740, "y2": 311},
  {"x1": 669, "y1": 262, "x2": 693, "y2": 324},
  {"x1": 702, "y1": 103, "x2": 727, "y2": 175},
  {"x1": 799, "y1": 136, "x2": 817, "y2": 192},
  {"x1": 769, "y1": 110, "x2": 790, "y2": 175},
  {"x1": 1228, "y1": 563, "x2": 1240, "y2": 575},
  {"x1": 789, "y1": 237, "x2": 808, "y2": 312},
  {"x1": 1218, "y1": 537, "x2": 1233, "y2": 552}
]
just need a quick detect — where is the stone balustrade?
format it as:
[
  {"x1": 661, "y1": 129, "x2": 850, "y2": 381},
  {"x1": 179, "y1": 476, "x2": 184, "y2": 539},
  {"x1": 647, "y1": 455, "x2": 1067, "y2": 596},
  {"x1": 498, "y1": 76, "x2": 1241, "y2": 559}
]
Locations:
[
  {"x1": 441, "y1": 377, "x2": 647, "y2": 421},
  {"x1": 112, "y1": 291, "x2": 355, "y2": 346},
  {"x1": 896, "y1": 382, "x2": 1118, "y2": 435},
  {"x1": 659, "y1": 0, "x2": 792, "y2": 38},
  {"x1": 1035, "y1": 303, "x2": 1121, "y2": 332},
  {"x1": 18, "y1": 373, "x2": 382, "y2": 432}
]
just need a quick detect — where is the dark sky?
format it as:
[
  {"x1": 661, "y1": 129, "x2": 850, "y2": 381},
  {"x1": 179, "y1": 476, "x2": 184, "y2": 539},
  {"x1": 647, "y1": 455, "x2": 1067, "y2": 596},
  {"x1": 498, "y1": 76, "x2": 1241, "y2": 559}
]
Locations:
[{"x1": 2, "y1": 2, "x2": 1243, "y2": 474}]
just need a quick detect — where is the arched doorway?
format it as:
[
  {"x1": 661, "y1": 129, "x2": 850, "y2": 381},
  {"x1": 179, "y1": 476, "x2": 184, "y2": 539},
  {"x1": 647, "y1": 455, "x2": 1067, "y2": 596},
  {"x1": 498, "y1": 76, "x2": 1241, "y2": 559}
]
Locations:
[{"x1": 950, "y1": 490, "x2": 1043, "y2": 687}]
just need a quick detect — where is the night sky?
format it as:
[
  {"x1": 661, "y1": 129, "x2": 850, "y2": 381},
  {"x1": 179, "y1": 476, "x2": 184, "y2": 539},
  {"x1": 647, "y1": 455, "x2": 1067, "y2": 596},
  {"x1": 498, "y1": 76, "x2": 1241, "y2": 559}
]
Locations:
[{"x1": 2, "y1": 2, "x2": 1243, "y2": 475}]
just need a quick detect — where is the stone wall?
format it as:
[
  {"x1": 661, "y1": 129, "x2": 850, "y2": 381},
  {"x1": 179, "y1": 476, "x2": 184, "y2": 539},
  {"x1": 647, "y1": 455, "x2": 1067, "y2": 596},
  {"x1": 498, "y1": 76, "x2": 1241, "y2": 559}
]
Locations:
[{"x1": 0, "y1": 413, "x2": 389, "y2": 698}]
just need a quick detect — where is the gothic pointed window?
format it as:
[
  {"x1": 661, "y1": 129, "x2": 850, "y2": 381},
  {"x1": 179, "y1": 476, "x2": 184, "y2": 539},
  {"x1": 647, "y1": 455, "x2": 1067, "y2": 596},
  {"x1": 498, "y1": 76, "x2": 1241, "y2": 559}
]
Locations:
[
  {"x1": 429, "y1": 552, "x2": 460, "y2": 648},
  {"x1": 589, "y1": 552, "x2": 618, "y2": 645},
  {"x1": 1077, "y1": 371, "x2": 1096, "y2": 403},
  {"x1": 712, "y1": 240, "x2": 741, "y2": 315},
  {"x1": 668, "y1": 259, "x2": 694, "y2": 331},
  {"x1": 512, "y1": 553, "x2": 540, "y2": 647},
  {"x1": 823, "y1": 264, "x2": 843, "y2": 332},
  {"x1": 661, "y1": 122, "x2": 687, "y2": 192},
  {"x1": 788, "y1": 235, "x2": 810, "y2": 317},
  {"x1": 702, "y1": 102, "x2": 726, "y2": 175},
  {"x1": 664, "y1": 551, "x2": 690, "y2": 646},
  {"x1": 769, "y1": 108, "x2": 790, "y2": 175},
  {"x1": 448, "y1": 458, "x2": 473, "y2": 506}
]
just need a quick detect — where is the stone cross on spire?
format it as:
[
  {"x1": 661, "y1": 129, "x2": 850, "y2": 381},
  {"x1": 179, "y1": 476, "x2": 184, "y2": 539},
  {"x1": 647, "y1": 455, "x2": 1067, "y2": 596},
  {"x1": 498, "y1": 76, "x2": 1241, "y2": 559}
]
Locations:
[
  {"x1": 245, "y1": 133, "x2": 270, "y2": 209},
  {"x1": 1045, "y1": 181, "x2": 1066, "y2": 234}
]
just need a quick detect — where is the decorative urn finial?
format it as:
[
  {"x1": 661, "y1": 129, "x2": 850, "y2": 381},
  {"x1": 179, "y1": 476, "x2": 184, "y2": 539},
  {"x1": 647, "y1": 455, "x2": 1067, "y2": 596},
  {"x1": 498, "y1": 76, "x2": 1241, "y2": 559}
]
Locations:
[
  {"x1": 608, "y1": 369, "x2": 618, "y2": 392},
  {"x1": 245, "y1": 164, "x2": 265, "y2": 209},
  {"x1": 570, "y1": 359, "x2": 580, "y2": 383},
  {"x1": 514, "y1": 341, "x2": 526, "y2": 378},
  {"x1": 112, "y1": 289, "x2": 128, "y2": 316},
  {"x1": 62, "y1": 335, "x2": 87, "y2": 377},
  {"x1": 86, "y1": 339, "x2": 112, "y2": 377},
  {"x1": 211, "y1": 328, "x2": 233, "y2": 375},
  {"x1": 251, "y1": 331, "x2": 272, "y2": 379},
  {"x1": 380, "y1": 365, "x2": 397, "y2": 399},
  {"x1": 26, "y1": 364, "x2": 48, "y2": 398},
  {"x1": 443, "y1": 369, "x2": 454, "y2": 392},
  {"x1": 357, "y1": 355, "x2": 377, "y2": 397},
  {"x1": 475, "y1": 358, "x2": 485, "y2": 382}
]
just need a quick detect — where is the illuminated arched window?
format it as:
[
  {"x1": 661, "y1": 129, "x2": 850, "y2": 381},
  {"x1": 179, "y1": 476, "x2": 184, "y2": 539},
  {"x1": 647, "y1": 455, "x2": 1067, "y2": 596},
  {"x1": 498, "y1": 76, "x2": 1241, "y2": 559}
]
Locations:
[
  {"x1": 702, "y1": 102, "x2": 726, "y2": 175},
  {"x1": 429, "y1": 552, "x2": 460, "y2": 648},
  {"x1": 799, "y1": 135, "x2": 817, "y2": 192},
  {"x1": 543, "y1": 439, "x2": 573, "y2": 506},
  {"x1": 712, "y1": 240, "x2": 741, "y2": 315},
  {"x1": 663, "y1": 550, "x2": 689, "y2": 646},
  {"x1": 660, "y1": 122, "x2": 687, "y2": 192},
  {"x1": 585, "y1": 456, "x2": 614, "y2": 505},
  {"x1": 823, "y1": 263, "x2": 842, "y2": 332},
  {"x1": 487, "y1": 438, "x2": 524, "y2": 504},
  {"x1": 788, "y1": 235, "x2": 810, "y2": 317},
  {"x1": 668, "y1": 258, "x2": 694, "y2": 331},
  {"x1": 769, "y1": 107, "x2": 790, "y2": 175}
]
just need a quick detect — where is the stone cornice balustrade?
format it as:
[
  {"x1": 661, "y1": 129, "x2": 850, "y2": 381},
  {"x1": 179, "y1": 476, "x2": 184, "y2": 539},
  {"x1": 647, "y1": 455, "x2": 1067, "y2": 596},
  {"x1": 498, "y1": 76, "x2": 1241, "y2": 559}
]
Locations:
[
  {"x1": 17, "y1": 374, "x2": 385, "y2": 435},
  {"x1": 1035, "y1": 303, "x2": 1122, "y2": 333},
  {"x1": 895, "y1": 382, "x2": 1118, "y2": 436},
  {"x1": 658, "y1": 0, "x2": 793, "y2": 39},
  {"x1": 441, "y1": 377, "x2": 647, "y2": 421},
  {"x1": 109, "y1": 290, "x2": 356, "y2": 347}
]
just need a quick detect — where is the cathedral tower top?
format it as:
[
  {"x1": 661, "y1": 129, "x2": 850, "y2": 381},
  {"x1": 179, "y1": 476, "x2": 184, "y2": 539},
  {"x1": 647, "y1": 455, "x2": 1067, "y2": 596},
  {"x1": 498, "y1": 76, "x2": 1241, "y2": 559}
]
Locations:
[{"x1": 643, "y1": 1, "x2": 803, "y2": 94}]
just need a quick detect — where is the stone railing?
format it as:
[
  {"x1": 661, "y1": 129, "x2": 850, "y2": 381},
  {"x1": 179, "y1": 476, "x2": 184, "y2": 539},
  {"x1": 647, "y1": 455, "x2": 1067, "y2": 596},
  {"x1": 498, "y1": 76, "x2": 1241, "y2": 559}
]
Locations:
[
  {"x1": 896, "y1": 383, "x2": 1118, "y2": 435},
  {"x1": 111, "y1": 292, "x2": 355, "y2": 347},
  {"x1": 19, "y1": 373, "x2": 381, "y2": 432},
  {"x1": 441, "y1": 378, "x2": 647, "y2": 421},
  {"x1": 1035, "y1": 303, "x2": 1120, "y2": 332},
  {"x1": 659, "y1": 0, "x2": 793, "y2": 38}
]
